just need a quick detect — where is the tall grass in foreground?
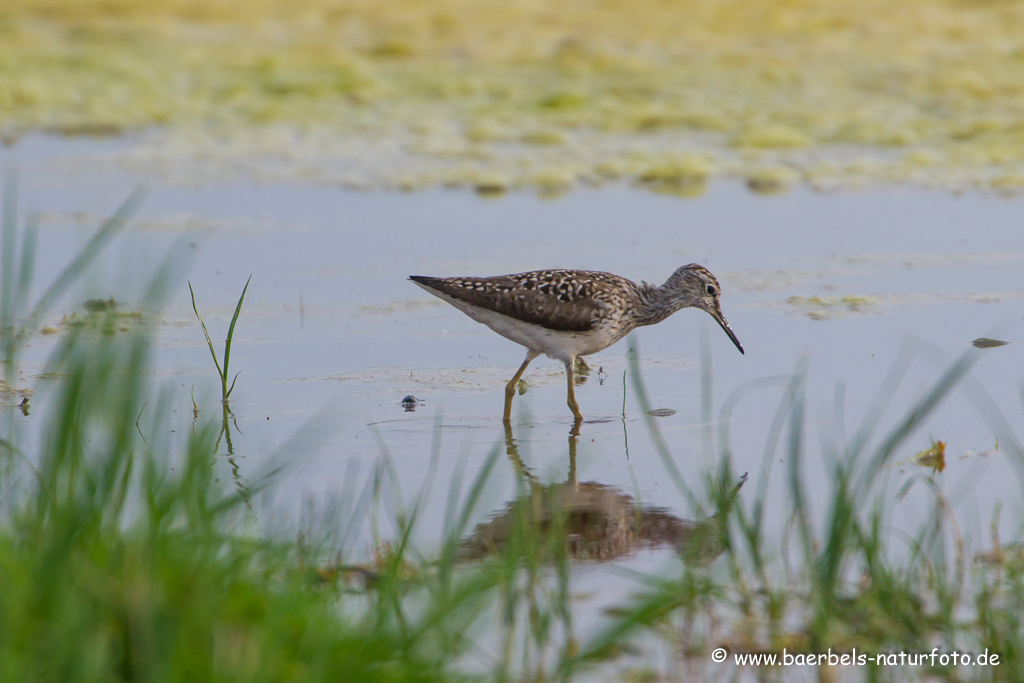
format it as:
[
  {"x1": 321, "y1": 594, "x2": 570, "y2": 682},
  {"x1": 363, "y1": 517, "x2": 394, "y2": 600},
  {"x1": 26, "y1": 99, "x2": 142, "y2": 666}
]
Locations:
[
  {"x1": 4, "y1": 186, "x2": 1024, "y2": 681},
  {"x1": 560, "y1": 334, "x2": 1024, "y2": 682},
  {"x1": 0, "y1": 322, "x2": 497, "y2": 681},
  {"x1": 0, "y1": 186, "x2": 502, "y2": 682}
]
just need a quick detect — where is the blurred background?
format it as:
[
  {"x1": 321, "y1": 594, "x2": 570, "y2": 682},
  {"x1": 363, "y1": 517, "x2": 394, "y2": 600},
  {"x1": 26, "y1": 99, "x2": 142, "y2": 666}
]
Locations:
[{"x1": 3, "y1": 0, "x2": 1024, "y2": 193}]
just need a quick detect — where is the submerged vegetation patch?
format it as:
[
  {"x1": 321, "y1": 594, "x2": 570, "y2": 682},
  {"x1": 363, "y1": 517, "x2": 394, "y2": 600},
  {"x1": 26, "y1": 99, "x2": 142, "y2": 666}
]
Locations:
[
  {"x1": 786, "y1": 294, "x2": 880, "y2": 320},
  {"x1": 4, "y1": 0, "x2": 1024, "y2": 193}
]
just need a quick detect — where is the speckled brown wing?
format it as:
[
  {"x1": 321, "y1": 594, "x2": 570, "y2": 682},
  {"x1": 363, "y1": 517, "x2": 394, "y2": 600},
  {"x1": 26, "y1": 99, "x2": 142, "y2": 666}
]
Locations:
[{"x1": 409, "y1": 270, "x2": 610, "y2": 332}]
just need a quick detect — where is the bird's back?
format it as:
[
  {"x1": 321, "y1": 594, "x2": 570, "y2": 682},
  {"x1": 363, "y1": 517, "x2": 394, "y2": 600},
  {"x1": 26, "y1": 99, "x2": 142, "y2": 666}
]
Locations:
[{"x1": 409, "y1": 269, "x2": 639, "y2": 333}]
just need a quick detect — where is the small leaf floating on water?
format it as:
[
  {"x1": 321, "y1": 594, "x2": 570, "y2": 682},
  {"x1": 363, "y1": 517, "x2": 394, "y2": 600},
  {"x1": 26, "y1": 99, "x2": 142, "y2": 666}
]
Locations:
[
  {"x1": 18, "y1": 397, "x2": 29, "y2": 416},
  {"x1": 972, "y1": 337, "x2": 1011, "y2": 348},
  {"x1": 913, "y1": 440, "x2": 945, "y2": 473},
  {"x1": 647, "y1": 408, "x2": 676, "y2": 417}
]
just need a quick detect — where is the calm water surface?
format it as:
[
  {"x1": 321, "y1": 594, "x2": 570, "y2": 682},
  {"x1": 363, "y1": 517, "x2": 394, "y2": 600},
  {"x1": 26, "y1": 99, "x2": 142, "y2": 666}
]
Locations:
[{"x1": 4, "y1": 133, "x2": 1024, "y2": 572}]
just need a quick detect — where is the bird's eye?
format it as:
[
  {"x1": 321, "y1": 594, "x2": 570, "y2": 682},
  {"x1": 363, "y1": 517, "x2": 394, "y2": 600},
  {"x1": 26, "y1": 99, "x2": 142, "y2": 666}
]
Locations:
[{"x1": 705, "y1": 284, "x2": 717, "y2": 296}]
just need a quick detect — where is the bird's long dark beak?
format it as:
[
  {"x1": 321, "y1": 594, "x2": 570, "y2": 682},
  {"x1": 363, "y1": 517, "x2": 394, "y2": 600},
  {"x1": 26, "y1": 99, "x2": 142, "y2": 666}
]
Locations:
[{"x1": 711, "y1": 307, "x2": 744, "y2": 355}]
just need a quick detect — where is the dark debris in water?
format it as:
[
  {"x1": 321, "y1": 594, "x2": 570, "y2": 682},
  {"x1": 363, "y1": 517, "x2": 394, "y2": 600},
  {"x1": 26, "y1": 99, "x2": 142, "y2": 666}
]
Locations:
[
  {"x1": 83, "y1": 296, "x2": 117, "y2": 313},
  {"x1": 647, "y1": 408, "x2": 676, "y2": 418},
  {"x1": 401, "y1": 395, "x2": 423, "y2": 412},
  {"x1": 972, "y1": 337, "x2": 1011, "y2": 348}
]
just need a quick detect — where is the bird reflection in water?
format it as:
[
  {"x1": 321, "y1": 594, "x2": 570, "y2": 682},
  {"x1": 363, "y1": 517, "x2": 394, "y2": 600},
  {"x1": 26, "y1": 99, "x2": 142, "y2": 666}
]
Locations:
[{"x1": 457, "y1": 423, "x2": 747, "y2": 565}]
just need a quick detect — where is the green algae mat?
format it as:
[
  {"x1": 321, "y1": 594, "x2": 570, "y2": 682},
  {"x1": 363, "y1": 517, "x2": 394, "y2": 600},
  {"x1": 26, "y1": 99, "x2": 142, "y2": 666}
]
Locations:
[{"x1": 4, "y1": 0, "x2": 1024, "y2": 193}]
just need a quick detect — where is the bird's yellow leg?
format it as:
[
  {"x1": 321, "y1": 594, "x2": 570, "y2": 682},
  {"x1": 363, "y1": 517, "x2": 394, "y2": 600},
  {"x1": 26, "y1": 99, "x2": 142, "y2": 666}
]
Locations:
[
  {"x1": 565, "y1": 358, "x2": 584, "y2": 423},
  {"x1": 504, "y1": 350, "x2": 538, "y2": 422}
]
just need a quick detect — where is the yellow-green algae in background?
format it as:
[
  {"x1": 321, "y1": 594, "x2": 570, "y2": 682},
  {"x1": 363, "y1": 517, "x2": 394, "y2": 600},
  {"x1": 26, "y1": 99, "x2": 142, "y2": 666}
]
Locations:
[
  {"x1": 5, "y1": 0, "x2": 1024, "y2": 194},
  {"x1": 786, "y1": 295, "x2": 879, "y2": 320}
]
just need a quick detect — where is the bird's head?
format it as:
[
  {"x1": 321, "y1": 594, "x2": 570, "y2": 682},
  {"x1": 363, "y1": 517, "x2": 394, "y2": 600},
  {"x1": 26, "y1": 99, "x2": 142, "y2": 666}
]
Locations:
[{"x1": 664, "y1": 264, "x2": 744, "y2": 354}]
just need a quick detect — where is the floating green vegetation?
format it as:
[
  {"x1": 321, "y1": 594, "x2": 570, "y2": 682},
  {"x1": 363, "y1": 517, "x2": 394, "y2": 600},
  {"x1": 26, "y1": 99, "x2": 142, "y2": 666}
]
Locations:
[
  {"x1": 787, "y1": 294, "x2": 880, "y2": 320},
  {"x1": 4, "y1": 0, "x2": 1024, "y2": 193},
  {"x1": 636, "y1": 154, "x2": 713, "y2": 194}
]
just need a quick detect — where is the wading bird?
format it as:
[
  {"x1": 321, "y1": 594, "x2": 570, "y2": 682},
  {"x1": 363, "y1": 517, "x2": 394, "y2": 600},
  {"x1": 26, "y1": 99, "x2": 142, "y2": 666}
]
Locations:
[{"x1": 410, "y1": 264, "x2": 743, "y2": 422}]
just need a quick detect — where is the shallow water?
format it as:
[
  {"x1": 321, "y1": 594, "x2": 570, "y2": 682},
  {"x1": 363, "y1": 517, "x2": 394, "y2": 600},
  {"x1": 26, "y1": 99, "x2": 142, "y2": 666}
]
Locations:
[{"x1": 4, "y1": 133, "x2": 1024, "y2": 561}]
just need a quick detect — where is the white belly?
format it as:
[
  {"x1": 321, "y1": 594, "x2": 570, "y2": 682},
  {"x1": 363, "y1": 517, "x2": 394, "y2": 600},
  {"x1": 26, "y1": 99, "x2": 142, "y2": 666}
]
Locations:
[{"x1": 422, "y1": 287, "x2": 621, "y2": 362}]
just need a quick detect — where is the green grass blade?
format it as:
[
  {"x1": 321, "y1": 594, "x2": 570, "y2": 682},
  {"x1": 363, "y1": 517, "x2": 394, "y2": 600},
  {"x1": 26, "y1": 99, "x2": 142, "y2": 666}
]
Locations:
[
  {"x1": 221, "y1": 273, "x2": 251, "y2": 390},
  {"x1": 1, "y1": 172, "x2": 17, "y2": 351},
  {"x1": 14, "y1": 214, "x2": 38, "y2": 324},
  {"x1": 0, "y1": 172, "x2": 18, "y2": 368},
  {"x1": 441, "y1": 444, "x2": 501, "y2": 564},
  {"x1": 627, "y1": 338, "x2": 697, "y2": 505},
  {"x1": 22, "y1": 187, "x2": 144, "y2": 342},
  {"x1": 225, "y1": 370, "x2": 241, "y2": 400},
  {"x1": 188, "y1": 280, "x2": 225, "y2": 382},
  {"x1": 785, "y1": 358, "x2": 813, "y2": 558},
  {"x1": 847, "y1": 348, "x2": 913, "y2": 458},
  {"x1": 862, "y1": 348, "x2": 977, "y2": 485}
]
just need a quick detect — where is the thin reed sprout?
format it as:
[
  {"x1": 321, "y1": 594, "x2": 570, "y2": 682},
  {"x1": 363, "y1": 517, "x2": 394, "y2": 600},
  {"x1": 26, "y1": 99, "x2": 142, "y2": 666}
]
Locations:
[{"x1": 188, "y1": 274, "x2": 251, "y2": 404}]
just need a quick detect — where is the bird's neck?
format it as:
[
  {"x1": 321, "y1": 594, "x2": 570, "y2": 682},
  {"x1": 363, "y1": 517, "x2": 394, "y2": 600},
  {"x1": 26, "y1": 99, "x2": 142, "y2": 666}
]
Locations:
[{"x1": 634, "y1": 282, "x2": 683, "y2": 327}]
